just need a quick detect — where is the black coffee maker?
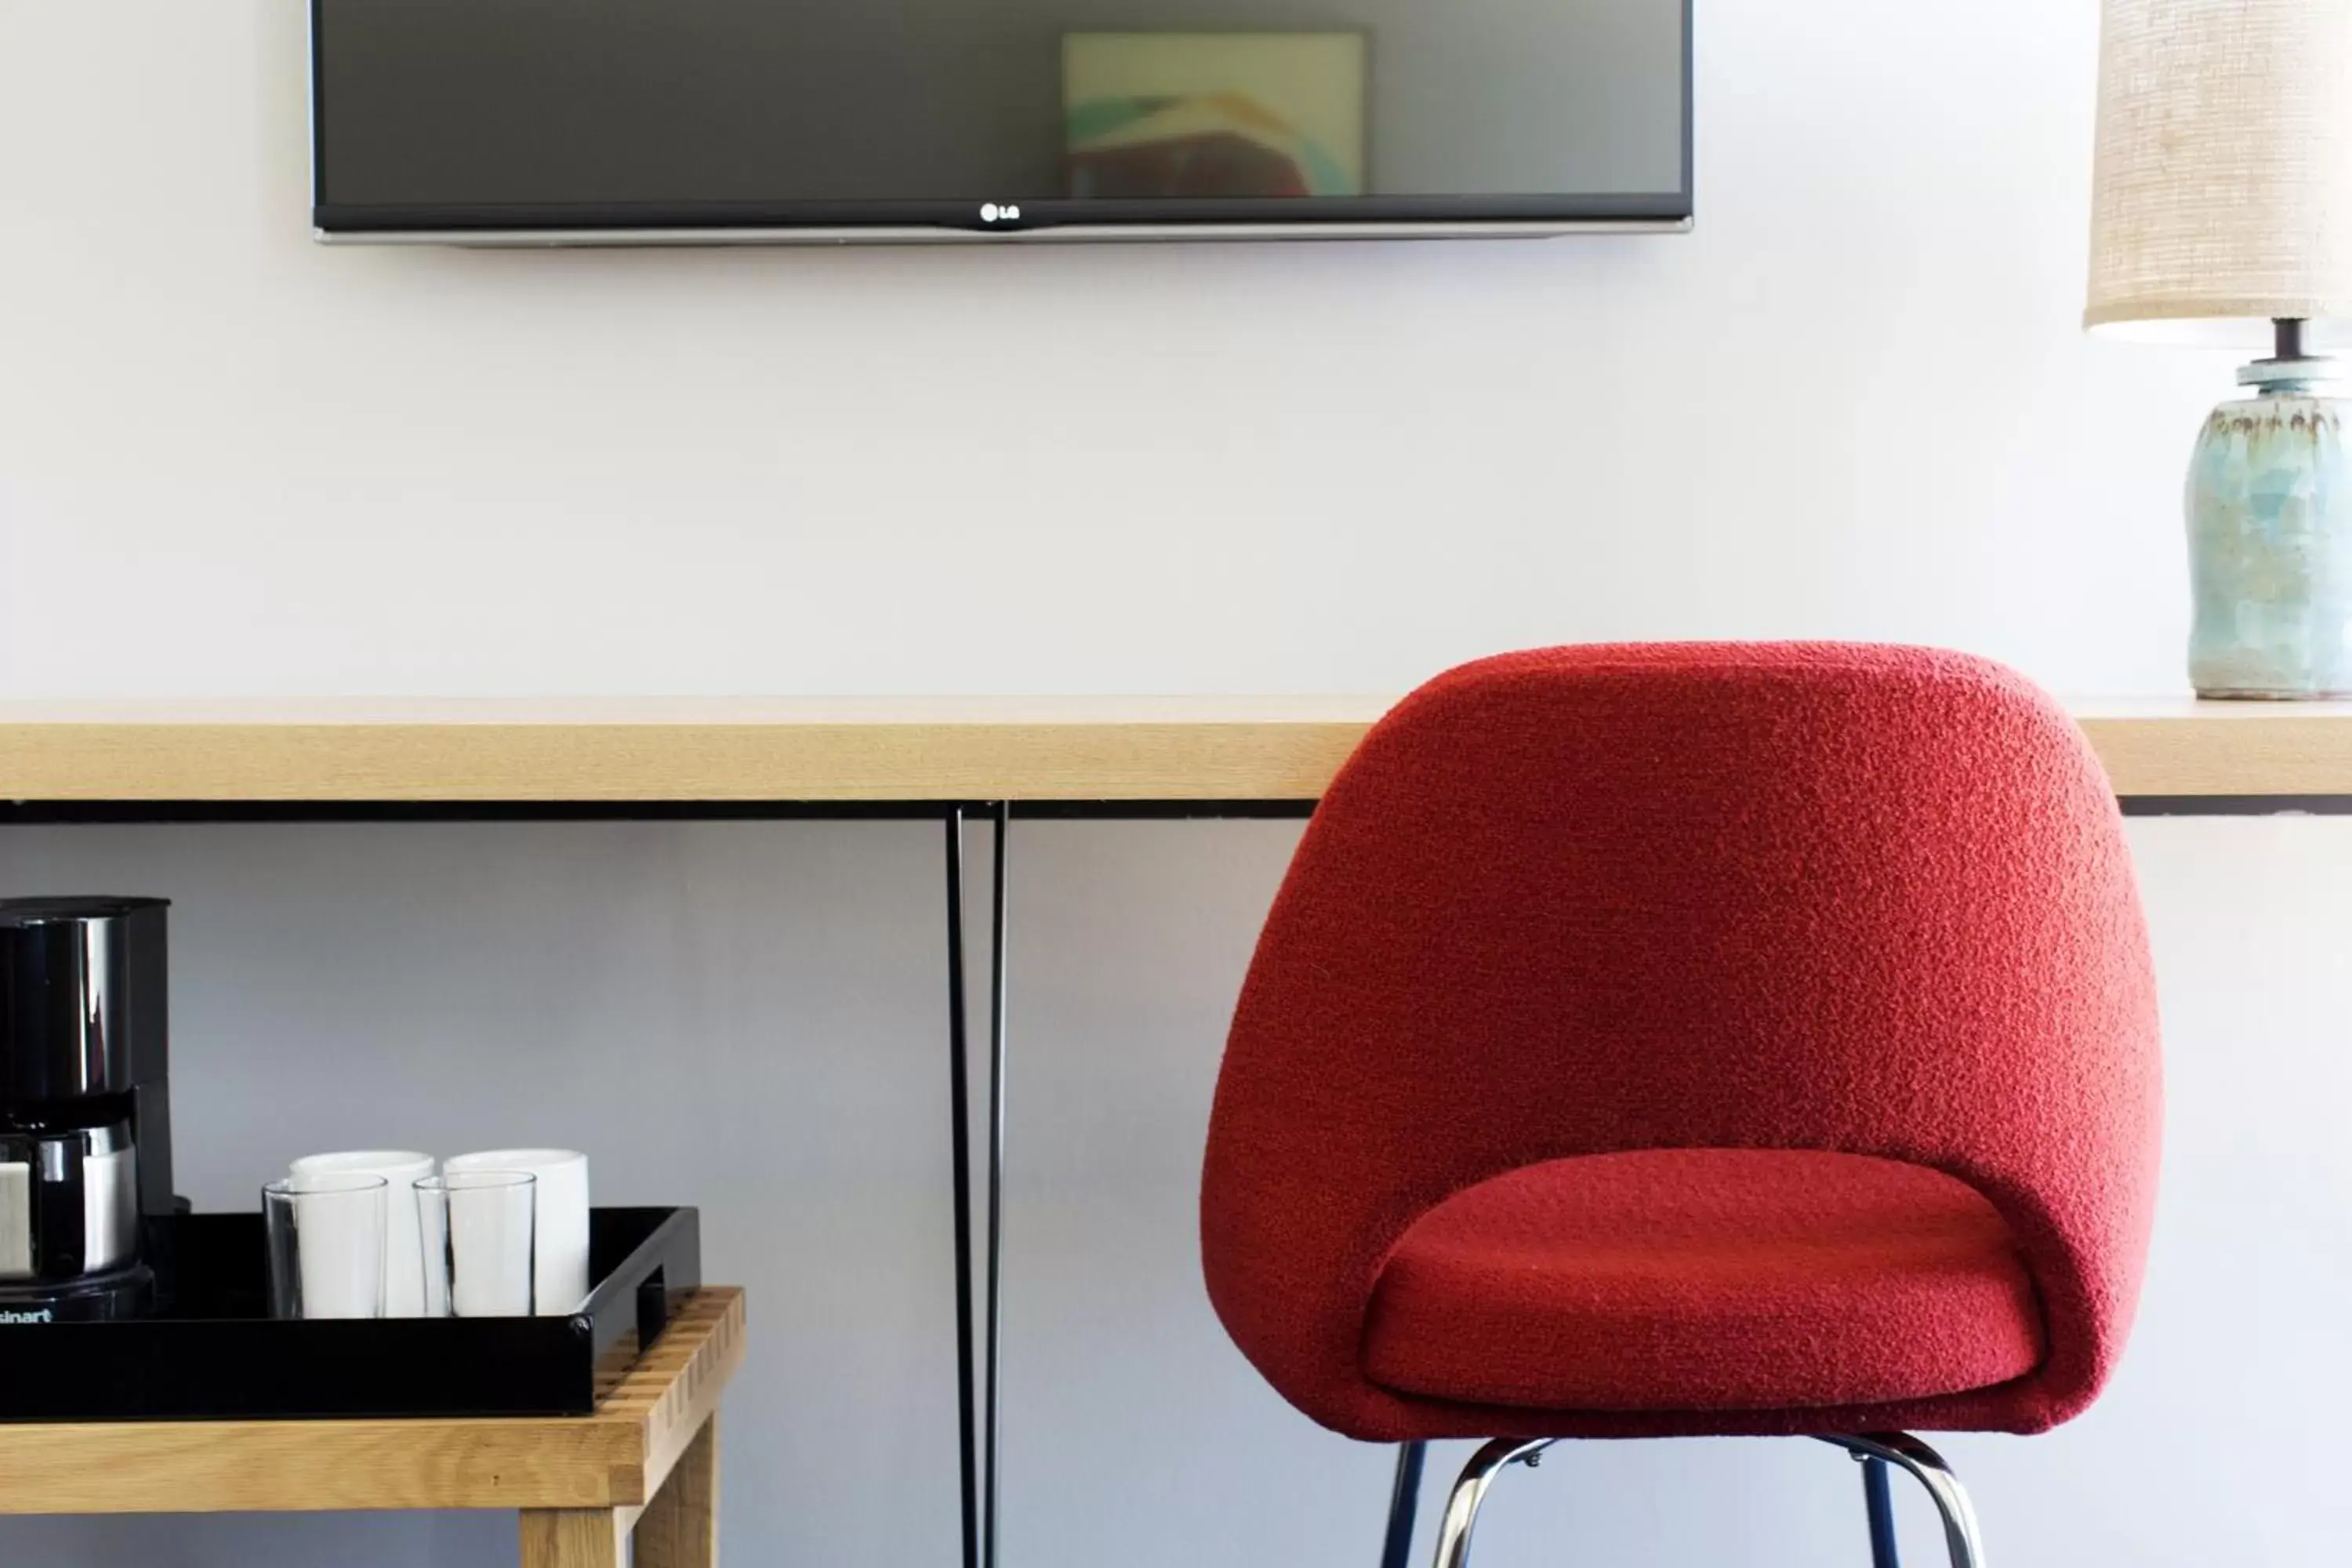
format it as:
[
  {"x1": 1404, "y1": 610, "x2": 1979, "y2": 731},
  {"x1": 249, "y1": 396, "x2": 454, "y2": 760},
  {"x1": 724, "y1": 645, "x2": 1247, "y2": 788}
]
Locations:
[{"x1": 0, "y1": 897, "x2": 178, "y2": 1322}]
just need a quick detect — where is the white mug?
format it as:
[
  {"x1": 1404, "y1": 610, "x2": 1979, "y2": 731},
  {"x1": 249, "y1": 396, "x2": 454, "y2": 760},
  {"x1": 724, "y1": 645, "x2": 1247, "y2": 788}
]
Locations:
[
  {"x1": 290, "y1": 1150, "x2": 434, "y2": 1317},
  {"x1": 444, "y1": 1149, "x2": 590, "y2": 1316}
]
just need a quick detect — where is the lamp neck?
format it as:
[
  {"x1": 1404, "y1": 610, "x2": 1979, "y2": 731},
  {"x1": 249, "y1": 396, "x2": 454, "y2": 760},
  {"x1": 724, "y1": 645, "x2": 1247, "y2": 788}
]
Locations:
[{"x1": 2241, "y1": 317, "x2": 2336, "y2": 394}]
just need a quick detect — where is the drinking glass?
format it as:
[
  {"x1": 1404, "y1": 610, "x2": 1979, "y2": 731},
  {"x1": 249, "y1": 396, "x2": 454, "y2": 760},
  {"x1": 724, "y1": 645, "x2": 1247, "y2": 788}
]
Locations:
[
  {"x1": 417, "y1": 1171, "x2": 536, "y2": 1317},
  {"x1": 289, "y1": 1151, "x2": 434, "y2": 1317},
  {"x1": 263, "y1": 1171, "x2": 388, "y2": 1319},
  {"x1": 445, "y1": 1149, "x2": 589, "y2": 1315}
]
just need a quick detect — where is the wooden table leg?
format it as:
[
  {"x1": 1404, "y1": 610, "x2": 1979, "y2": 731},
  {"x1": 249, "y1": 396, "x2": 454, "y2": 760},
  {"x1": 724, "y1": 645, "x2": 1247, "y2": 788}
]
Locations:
[
  {"x1": 633, "y1": 1414, "x2": 720, "y2": 1568},
  {"x1": 521, "y1": 1507, "x2": 626, "y2": 1568}
]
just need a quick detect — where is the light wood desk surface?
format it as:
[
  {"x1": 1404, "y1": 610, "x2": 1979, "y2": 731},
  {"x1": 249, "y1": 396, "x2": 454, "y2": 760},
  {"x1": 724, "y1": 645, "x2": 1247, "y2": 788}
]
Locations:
[{"x1": 0, "y1": 697, "x2": 2345, "y2": 802}]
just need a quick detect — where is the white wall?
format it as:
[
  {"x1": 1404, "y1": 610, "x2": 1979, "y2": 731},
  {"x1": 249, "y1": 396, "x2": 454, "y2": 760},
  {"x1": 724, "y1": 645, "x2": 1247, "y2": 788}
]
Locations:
[
  {"x1": 2, "y1": 2, "x2": 2338, "y2": 1567},
  {"x1": 0, "y1": 0, "x2": 2235, "y2": 702}
]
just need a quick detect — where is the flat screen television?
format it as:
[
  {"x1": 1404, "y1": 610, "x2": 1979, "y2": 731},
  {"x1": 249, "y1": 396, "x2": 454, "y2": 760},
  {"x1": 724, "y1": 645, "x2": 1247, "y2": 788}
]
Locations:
[{"x1": 310, "y1": 0, "x2": 1691, "y2": 245}]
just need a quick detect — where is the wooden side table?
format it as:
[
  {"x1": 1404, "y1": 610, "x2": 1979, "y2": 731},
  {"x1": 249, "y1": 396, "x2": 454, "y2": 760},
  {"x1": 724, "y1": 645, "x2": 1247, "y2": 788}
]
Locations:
[{"x1": 0, "y1": 1287, "x2": 746, "y2": 1567}]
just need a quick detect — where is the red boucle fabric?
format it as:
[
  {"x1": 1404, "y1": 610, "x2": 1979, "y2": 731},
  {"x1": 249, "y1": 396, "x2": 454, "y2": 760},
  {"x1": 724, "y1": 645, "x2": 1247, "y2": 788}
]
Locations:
[
  {"x1": 1199, "y1": 643, "x2": 2161, "y2": 1442},
  {"x1": 1362, "y1": 1149, "x2": 2044, "y2": 1411}
]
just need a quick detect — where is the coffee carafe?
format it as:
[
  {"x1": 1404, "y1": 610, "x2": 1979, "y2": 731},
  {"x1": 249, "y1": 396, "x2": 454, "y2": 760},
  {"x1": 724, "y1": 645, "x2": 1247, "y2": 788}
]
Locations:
[{"x1": 0, "y1": 897, "x2": 178, "y2": 1322}]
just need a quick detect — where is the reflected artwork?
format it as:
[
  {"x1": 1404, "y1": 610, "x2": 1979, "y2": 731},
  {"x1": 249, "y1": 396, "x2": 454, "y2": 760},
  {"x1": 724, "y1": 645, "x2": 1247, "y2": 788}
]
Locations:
[{"x1": 1063, "y1": 32, "x2": 1369, "y2": 199}]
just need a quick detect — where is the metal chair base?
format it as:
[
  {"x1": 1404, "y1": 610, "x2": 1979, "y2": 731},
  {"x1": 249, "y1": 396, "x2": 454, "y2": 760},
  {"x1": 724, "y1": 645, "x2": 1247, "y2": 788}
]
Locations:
[
  {"x1": 1860, "y1": 1450, "x2": 1903, "y2": 1568},
  {"x1": 1817, "y1": 1433, "x2": 1986, "y2": 1568},
  {"x1": 1387, "y1": 1430, "x2": 1984, "y2": 1568}
]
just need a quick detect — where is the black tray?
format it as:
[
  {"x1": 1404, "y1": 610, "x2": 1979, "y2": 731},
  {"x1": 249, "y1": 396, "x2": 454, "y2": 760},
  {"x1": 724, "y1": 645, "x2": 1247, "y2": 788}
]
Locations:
[{"x1": 0, "y1": 1206, "x2": 699, "y2": 1421}]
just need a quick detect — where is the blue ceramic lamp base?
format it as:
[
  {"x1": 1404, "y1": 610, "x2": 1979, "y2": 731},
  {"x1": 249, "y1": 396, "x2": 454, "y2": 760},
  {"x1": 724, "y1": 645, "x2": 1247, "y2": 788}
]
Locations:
[{"x1": 2187, "y1": 320, "x2": 2352, "y2": 699}]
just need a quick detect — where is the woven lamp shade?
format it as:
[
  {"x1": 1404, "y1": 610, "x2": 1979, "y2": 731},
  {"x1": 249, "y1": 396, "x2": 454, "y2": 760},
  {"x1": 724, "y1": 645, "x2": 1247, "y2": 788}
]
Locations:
[{"x1": 2086, "y1": 0, "x2": 2352, "y2": 343}]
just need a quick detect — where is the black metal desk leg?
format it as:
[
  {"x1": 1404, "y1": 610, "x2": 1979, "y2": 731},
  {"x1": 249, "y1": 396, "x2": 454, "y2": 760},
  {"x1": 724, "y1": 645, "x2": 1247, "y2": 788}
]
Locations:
[
  {"x1": 945, "y1": 809, "x2": 981, "y2": 1568},
  {"x1": 982, "y1": 802, "x2": 1010, "y2": 1568}
]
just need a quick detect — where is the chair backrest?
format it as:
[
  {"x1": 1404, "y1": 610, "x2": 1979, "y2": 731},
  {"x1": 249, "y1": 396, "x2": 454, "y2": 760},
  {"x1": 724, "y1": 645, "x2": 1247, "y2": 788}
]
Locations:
[{"x1": 1201, "y1": 644, "x2": 2161, "y2": 1439}]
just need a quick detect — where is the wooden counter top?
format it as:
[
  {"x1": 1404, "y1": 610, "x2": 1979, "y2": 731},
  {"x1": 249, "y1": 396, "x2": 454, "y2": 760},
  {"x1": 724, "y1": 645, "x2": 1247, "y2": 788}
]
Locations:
[{"x1": 0, "y1": 696, "x2": 2346, "y2": 802}]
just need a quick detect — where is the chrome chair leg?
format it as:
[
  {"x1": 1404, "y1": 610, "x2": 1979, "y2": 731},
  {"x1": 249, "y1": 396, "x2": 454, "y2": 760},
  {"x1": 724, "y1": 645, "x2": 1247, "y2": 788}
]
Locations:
[
  {"x1": 1379, "y1": 1442, "x2": 1428, "y2": 1568},
  {"x1": 1817, "y1": 1433, "x2": 1986, "y2": 1568},
  {"x1": 1414, "y1": 1430, "x2": 1978, "y2": 1568},
  {"x1": 1429, "y1": 1438, "x2": 1555, "y2": 1568}
]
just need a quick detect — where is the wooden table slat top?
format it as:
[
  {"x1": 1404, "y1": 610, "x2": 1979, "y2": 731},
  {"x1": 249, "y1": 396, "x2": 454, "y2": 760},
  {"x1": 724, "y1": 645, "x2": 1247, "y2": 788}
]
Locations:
[
  {"x1": 0, "y1": 697, "x2": 2347, "y2": 800},
  {"x1": 0, "y1": 1287, "x2": 746, "y2": 1517}
]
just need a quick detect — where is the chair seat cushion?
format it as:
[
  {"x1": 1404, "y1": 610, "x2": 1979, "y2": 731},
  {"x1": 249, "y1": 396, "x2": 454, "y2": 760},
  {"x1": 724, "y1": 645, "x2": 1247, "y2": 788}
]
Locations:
[{"x1": 1362, "y1": 1149, "x2": 2045, "y2": 1413}]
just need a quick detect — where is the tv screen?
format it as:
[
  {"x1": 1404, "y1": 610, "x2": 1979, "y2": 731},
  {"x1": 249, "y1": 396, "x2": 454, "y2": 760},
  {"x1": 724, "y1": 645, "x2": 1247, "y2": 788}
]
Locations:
[{"x1": 310, "y1": 0, "x2": 1691, "y2": 241}]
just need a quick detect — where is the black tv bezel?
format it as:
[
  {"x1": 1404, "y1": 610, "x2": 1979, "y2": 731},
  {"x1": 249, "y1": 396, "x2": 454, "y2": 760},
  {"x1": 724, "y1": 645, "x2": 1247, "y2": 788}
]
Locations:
[{"x1": 307, "y1": 0, "x2": 1694, "y2": 241}]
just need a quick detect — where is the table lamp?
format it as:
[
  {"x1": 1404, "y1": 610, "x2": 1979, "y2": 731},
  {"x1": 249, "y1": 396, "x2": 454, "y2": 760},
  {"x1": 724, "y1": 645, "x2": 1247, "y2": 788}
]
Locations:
[{"x1": 2086, "y1": 0, "x2": 2352, "y2": 698}]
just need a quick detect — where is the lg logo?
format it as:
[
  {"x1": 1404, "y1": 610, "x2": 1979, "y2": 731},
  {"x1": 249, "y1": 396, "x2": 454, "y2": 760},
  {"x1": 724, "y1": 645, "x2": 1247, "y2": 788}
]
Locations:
[{"x1": 979, "y1": 203, "x2": 1022, "y2": 223}]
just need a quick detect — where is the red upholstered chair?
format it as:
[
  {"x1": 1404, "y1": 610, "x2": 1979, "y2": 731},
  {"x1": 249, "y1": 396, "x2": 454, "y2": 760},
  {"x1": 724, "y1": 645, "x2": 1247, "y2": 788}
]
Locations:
[{"x1": 1200, "y1": 644, "x2": 2161, "y2": 1568}]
